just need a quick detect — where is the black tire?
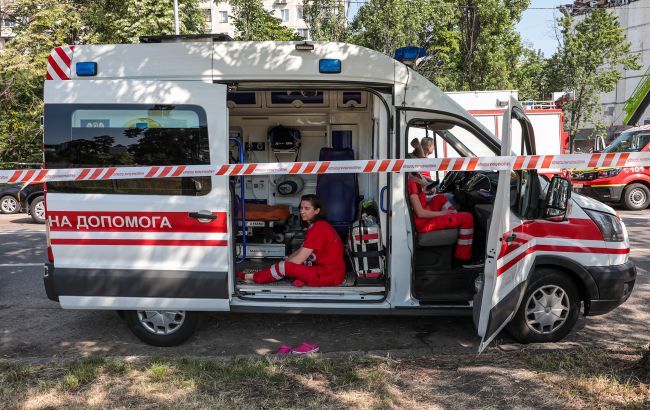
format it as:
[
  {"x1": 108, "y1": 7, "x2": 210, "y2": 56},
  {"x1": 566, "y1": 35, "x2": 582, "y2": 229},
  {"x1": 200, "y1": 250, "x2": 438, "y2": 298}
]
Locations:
[
  {"x1": 125, "y1": 310, "x2": 201, "y2": 347},
  {"x1": 622, "y1": 183, "x2": 650, "y2": 211},
  {"x1": 0, "y1": 195, "x2": 20, "y2": 214},
  {"x1": 29, "y1": 196, "x2": 46, "y2": 224},
  {"x1": 506, "y1": 268, "x2": 580, "y2": 344}
]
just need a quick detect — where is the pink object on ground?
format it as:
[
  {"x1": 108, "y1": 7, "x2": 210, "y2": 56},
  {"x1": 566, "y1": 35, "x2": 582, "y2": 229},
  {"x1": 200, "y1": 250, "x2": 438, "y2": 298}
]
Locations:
[
  {"x1": 277, "y1": 345, "x2": 292, "y2": 355},
  {"x1": 291, "y1": 342, "x2": 319, "y2": 355}
]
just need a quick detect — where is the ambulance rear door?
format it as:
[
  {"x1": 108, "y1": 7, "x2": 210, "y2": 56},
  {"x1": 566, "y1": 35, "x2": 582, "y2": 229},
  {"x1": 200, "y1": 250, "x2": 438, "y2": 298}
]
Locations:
[
  {"x1": 44, "y1": 79, "x2": 231, "y2": 311},
  {"x1": 475, "y1": 97, "x2": 537, "y2": 352}
]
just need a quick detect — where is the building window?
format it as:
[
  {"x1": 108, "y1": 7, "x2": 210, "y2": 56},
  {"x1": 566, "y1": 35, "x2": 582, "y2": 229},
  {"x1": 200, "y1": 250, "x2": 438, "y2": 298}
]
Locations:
[
  {"x1": 219, "y1": 11, "x2": 228, "y2": 23},
  {"x1": 297, "y1": 6, "x2": 304, "y2": 20},
  {"x1": 281, "y1": 9, "x2": 289, "y2": 22},
  {"x1": 202, "y1": 9, "x2": 212, "y2": 25}
]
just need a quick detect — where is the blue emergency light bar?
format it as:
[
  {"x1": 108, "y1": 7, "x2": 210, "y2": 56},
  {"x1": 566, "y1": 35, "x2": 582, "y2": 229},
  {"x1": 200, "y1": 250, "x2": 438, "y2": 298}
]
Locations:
[
  {"x1": 394, "y1": 46, "x2": 427, "y2": 63},
  {"x1": 76, "y1": 62, "x2": 97, "y2": 76},
  {"x1": 319, "y1": 59, "x2": 341, "y2": 74}
]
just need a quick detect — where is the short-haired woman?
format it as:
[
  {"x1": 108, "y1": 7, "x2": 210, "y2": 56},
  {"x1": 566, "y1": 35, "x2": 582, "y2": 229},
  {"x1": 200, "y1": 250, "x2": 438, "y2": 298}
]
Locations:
[{"x1": 238, "y1": 194, "x2": 346, "y2": 287}]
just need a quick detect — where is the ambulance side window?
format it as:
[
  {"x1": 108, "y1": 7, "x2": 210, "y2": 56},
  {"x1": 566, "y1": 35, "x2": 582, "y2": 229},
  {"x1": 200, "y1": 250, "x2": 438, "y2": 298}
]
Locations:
[
  {"x1": 44, "y1": 104, "x2": 211, "y2": 196},
  {"x1": 510, "y1": 114, "x2": 539, "y2": 219}
]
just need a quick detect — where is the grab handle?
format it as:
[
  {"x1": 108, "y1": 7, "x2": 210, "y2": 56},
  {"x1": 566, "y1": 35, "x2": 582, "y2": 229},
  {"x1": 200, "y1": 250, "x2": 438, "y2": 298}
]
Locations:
[{"x1": 380, "y1": 186, "x2": 388, "y2": 213}]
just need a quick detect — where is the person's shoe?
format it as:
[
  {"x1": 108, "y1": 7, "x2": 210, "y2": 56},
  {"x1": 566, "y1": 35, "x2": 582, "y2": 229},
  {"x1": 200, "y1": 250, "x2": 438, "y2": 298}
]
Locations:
[
  {"x1": 462, "y1": 259, "x2": 484, "y2": 269},
  {"x1": 276, "y1": 345, "x2": 292, "y2": 355},
  {"x1": 291, "y1": 342, "x2": 319, "y2": 355}
]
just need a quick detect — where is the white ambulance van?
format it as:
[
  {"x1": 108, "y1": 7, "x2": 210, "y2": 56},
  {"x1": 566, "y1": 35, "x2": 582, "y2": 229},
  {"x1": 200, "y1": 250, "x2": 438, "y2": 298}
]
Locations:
[{"x1": 42, "y1": 39, "x2": 636, "y2": 351}]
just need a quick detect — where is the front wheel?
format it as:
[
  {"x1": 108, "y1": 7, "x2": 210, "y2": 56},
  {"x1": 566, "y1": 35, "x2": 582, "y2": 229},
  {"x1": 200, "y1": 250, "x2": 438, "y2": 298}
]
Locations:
[
  {"x1": 0, "y1": 195, "x2": 19, "y2": 214},
  {"x1": 124, "y1": 310, "x2": 201, "y2": 346},
  {"x1": 622, "y1": 183, "x2": 650, "y2": 211},
  {"x1": 29, "y1": 196, "x2": 46, "y2": 224},
  {"x1": 506, "y1": 269, "x2": 580, "y2": 344}
]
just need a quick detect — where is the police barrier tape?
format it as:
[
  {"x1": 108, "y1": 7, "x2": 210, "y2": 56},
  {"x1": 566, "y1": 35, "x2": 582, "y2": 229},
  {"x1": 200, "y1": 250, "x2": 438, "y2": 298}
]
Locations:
[{"x1": 1, "y1": 152, "x2": 649, "y2": 184}]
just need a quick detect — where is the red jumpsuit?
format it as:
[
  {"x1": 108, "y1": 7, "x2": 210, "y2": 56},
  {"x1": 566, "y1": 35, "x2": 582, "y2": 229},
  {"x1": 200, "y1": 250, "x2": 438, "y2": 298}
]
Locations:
[
  {"x1": 252, "y1": 220, "x2": 346, "y2": 286},
  {"x1": 408, "y1": 177, "x2": 473, "y2": 260}
]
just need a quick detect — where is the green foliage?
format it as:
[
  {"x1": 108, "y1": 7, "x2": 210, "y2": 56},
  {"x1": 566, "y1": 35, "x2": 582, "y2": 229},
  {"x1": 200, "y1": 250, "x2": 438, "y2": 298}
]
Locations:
[
  {"x1": 512, "y1": 46, "x2": 551, "y2": 101},
  {"x1": 551, "y1": 9, "x2": 641, "y2": 139},
  {"x1": 218, "y1": 0, "x2": 300, "y2": 41},
  {"x1": 303, "y1": 0, "x2": 349, "y2": 42},
  {"x1": 0, "y1": 0, "x2": 206, "y2": 164}
]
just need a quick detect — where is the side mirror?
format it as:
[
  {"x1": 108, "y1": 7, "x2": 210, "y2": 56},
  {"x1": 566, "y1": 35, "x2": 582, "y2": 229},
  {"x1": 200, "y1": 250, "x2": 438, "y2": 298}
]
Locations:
[{"x1": 543, "y1": 176, "x2": 571, "y2": 222}]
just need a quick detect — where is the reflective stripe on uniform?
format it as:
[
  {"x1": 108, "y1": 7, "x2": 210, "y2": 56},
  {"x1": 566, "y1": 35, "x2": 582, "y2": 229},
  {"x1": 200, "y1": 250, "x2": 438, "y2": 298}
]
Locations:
[{"x1": 270, "y1": 264, "x2": 284, "y2": 280}]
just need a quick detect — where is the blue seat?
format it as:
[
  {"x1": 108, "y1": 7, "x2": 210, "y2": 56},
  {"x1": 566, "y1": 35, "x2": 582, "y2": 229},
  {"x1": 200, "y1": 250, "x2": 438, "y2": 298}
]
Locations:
[{"x1": 317, "y1": 148, "x2": 359, "y2": 233}]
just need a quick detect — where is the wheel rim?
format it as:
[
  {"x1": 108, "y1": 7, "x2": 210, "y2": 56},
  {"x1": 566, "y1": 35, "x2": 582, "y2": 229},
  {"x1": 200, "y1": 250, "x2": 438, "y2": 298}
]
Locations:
[
  {"x1": 525, "y1": 285, "x2": 570, "y2": 335},
  {"x1": 34, "y1": 201, "x2": 45, "y2": 220},
  {"x1": 137, "y1": 311, "x2": 186, "y2": 335},
  {"x1": 1, "y1": 197, "x2": 18, "y2": 213},
  {"x1": 628, "y1": 188, "x2": 647, "y2": 208}
]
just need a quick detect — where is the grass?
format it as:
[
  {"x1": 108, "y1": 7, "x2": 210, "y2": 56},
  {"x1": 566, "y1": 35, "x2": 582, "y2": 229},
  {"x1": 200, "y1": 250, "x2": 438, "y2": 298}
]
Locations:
[{"x1": 0, "y1": 345, "x2": 647, "y2": 409}]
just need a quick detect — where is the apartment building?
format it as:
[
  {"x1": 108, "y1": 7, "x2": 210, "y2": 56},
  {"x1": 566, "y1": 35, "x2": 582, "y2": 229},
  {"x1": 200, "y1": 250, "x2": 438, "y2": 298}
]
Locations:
[
  {"x1": 0, "y1": 0, "x2": 15, "y2": 51},
  {"x1": 201, "y1": 0, "x2": 349, "y2": 40}
]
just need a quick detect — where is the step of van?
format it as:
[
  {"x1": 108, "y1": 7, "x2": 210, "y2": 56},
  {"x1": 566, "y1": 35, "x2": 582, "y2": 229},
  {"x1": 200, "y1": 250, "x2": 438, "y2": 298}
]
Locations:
[{"x1": 236, "y1": 284, "x2": 386, "y2": 301}]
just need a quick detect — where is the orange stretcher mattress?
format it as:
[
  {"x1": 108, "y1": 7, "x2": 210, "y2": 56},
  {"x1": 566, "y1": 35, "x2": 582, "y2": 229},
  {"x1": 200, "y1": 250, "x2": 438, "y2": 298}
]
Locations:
[{"x1": 237, "y1": 203, "x2": 291, "y2": 221}]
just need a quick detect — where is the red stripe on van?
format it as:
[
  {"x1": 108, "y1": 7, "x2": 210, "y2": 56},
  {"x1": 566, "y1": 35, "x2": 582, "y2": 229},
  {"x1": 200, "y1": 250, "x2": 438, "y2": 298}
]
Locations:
[
  {"x1": 51, "y1": 239, "x2": 228, "y2": 247},
  {"x1": 498, "y1": 244, "x2": 629, "y2": 276},
  {"x1": 172, "y1": 166, "x2": 186, "y2": 177},
  {"x1": 616, "y1": 153, "x2": 630, "y2": 167},
  {"x1": 47, "y1": 55, "x2": 68, "y2": 80},
  {"x1": 55, "y1": 47, "x2": 72, "y2": 67},
  {"x1": 363, "y1": 161, "x2": 377, "y2": 173},
  {"x1": 47, "y1": 211, "x2": 228, "y2": 233}
]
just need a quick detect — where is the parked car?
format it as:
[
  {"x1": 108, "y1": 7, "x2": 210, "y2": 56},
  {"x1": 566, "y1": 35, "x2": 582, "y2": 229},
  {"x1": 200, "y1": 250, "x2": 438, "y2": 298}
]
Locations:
[
  {"x1": 18, "y1": 183, "x2": 45, "y2": 223},
  {"x1": 0, "y1": 183, "x2": 22, "y2": 214}
]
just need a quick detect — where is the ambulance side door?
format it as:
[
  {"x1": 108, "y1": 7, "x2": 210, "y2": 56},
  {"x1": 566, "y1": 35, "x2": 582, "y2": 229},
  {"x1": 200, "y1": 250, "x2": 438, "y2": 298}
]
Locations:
[
  {"x1": 475, "y1": 97, "x2": 537, "y2": 352},
  {"x1": 44, "y1": 79, "x2": 231, "y2": 311}
]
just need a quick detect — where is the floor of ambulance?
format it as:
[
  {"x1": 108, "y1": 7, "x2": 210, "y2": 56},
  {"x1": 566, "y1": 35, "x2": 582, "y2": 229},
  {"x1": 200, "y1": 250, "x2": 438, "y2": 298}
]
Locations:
[{"x1": 235, "y1": 259, "x2": 359, "y2": 287}]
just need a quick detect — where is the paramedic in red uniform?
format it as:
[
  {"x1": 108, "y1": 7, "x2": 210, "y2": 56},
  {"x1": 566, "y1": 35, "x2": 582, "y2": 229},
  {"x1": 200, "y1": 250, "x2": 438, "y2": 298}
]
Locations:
[
  {"x1": 408, "y1": 138, "x2": 474, "y2": 261},
  {"x1": 239, "y1": 194, "x2": 346, "y2": 287}
]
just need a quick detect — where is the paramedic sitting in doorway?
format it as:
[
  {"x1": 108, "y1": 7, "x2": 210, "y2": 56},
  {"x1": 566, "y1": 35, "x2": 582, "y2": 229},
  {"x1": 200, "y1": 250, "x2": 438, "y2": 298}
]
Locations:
[
  {"x1": 409, "y1": 138, "x2": 474, "y2": 261},
  {"x1": 239, "y1": 194, "x2": 346, "y2": 287}
]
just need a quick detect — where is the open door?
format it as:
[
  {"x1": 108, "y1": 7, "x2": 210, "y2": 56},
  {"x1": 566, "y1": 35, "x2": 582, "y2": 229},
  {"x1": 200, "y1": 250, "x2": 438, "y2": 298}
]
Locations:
[{"x1": 475, "y1": 97, "x2": 537, "y2": 352}]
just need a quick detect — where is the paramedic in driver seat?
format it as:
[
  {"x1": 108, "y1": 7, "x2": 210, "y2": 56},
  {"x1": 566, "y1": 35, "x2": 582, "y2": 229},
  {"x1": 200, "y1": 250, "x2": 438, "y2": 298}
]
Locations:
[
  {"x1": 238, "y1": 194, "x2": 346, "y2": 287},
  {"x1": 408, "y1": 138, "x2": 475, "y2": 262}
]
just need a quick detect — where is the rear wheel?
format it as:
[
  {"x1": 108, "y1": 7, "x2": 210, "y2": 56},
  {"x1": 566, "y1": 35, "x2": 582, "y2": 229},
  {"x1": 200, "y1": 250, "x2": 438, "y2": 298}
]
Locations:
[
  {"x1": 29, "y1": 196, "x2": 46, "y2": 223},
  {"x1": 0, "y1": 195, "x2": 19, "y2": 214},
  {"x1": 506, "y1": 268, "x2": 580, "y2": 344},
  {"x1": 622, "y1": 183, "x2": 650, "y2": 210},
  {"x1": 125, "y1": 310, "x2": 201, "y2": 346}
]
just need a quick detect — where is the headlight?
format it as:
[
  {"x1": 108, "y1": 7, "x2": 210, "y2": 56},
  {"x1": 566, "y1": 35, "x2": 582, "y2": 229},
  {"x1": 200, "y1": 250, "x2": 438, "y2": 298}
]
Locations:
[
  {"x1": 585, "y1": 209, "x2": 624, "y2": 242},
  {"x1": 597, "y1": 168, "x2": 622, "y2": 178}
]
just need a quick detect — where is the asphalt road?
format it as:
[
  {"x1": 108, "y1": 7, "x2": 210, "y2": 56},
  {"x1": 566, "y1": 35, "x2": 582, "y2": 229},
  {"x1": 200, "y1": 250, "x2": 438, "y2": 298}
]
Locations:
[{"x1": 0, "y1": 210, "x2": 648, "y2": 360}]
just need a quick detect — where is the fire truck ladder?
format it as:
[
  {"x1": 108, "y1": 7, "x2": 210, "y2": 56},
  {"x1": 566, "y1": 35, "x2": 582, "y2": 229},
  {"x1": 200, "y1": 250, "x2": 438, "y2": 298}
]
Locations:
[{"x1": 622, "y1": 65, "x2": 650, "y2": 126}]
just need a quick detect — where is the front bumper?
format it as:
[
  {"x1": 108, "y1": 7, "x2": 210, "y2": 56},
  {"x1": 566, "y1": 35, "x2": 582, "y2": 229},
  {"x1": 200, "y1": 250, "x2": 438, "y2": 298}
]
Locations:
[
  {"x1": 573, "y1": 184, "x2": 625, "y2": 203},
  {"x1": 586, "y1": 261, "x2": 636, "y2": 316}
]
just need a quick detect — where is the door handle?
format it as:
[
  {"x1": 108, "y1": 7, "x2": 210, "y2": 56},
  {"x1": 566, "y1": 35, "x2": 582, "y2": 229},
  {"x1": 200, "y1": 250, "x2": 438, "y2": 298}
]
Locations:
[
  {"x1": 189, "y1": 210, "x2": 217, "y2": 222},
  {"x1": 505, "y1": 233, "x2": 517, "y2": 243}
]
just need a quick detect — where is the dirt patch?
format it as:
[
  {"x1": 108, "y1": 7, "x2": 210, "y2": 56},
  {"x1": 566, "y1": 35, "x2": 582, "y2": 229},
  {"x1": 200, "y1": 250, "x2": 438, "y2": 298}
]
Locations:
[{"x1": 1, "y1": 345, "x2": 647, "y2": 409}]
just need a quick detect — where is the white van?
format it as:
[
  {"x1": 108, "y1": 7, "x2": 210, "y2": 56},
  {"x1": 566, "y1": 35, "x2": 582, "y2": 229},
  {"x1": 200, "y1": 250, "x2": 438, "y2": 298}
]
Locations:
[{"x1": 42, "y1": 39, "x2": 636, "y2": 351}]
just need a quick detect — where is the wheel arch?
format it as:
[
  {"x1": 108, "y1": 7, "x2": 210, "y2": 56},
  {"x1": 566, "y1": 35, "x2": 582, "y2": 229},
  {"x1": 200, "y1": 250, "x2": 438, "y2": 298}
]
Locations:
[{"x1": 532, "y1": 255, "x2": 599, "y2": 314}]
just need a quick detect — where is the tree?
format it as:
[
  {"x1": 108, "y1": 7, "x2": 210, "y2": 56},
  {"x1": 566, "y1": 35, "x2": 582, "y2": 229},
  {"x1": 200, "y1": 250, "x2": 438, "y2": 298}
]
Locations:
[
  {"x1": 349, "y1": 0, "x2": 459, "y2": 90},
  {"x1": 512, "y1": 46, "x2": 550, "y2": 101},
  {"x1": 218, "y1": 0, "x2": 300, "y2": 41},
  {"x1": 456, "y1": 0, "x2": 529, "y2": 91},
  {"x1": 550, "y1": 9, "x2": 641, "y2": 141},
  {"x1": 303, "y1": 0, "x2": 349, "y2": 42}
]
